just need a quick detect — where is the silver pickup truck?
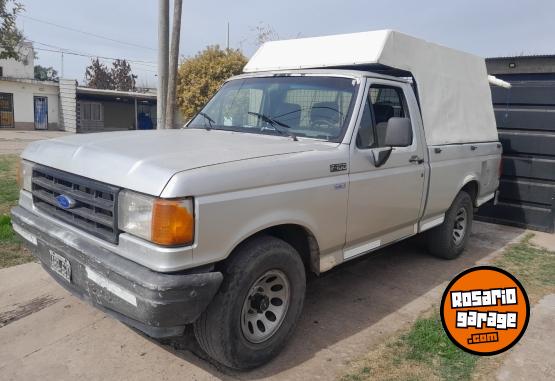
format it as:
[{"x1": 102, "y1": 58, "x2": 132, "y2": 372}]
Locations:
[{"x1": 11, "y1": 31, "x2": 502, "y2": 369}]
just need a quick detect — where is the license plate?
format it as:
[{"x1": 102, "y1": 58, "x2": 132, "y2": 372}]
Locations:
[{"x1": 50, "y1": 250, "x2": 71, "y2": 283}]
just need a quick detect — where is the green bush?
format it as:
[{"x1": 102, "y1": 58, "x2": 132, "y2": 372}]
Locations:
[{"x1": 176, "y1": 46, "x2": 247, "y2": 121}]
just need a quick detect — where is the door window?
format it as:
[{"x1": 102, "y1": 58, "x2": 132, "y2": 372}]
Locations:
[
  {"x1": 369, "y1": 85, "x2": 410, "y2": 147},
  {"x1": 356, "y1": 97, "x2": 375, "y2": 149}
]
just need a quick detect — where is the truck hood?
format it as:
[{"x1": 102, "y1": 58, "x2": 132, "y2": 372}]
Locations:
[{"x1": 22, "y1": 129, "x2": 331, "y2": 196}]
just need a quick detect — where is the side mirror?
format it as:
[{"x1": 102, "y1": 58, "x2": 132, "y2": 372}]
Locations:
[
  {"x1": 372, "y1": 147, "x2": 393, "y2": 167},
  {"x1": 384, "y1": 117, "x2": 412, "y2": 147}
]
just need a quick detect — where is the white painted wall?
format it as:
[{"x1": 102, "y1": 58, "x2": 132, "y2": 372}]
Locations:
[
  {"x1": 0, "y1": 79, "x2": 59, "y2": 127},
  {"x1": 0, "y1": 41, "x2": 35, "y2": 79}
]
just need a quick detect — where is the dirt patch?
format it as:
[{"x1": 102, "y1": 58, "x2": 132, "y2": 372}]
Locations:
[
  {"x1": 0, "y1": 295, "x2": 61, "y2": 328},
  {"x1": 0, "y1": 130, "x2": 71, "y2": 155}
]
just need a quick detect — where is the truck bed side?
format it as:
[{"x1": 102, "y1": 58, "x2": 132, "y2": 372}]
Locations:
[{"x1": 421, "y1": 142, "x2": 501, "y2": 229}]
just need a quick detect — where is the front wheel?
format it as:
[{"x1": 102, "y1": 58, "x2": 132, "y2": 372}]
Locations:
[
  {"x1": 426, "y1": 191, "x2": 473, "y2": 259},
  {"x1": 193, "y1": 235, "x2": 306, "y2": 369}
]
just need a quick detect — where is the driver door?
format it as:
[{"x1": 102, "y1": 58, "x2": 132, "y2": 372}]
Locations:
[{"x1": 344, "y1": 80, "x2": 425, "y2": 259}]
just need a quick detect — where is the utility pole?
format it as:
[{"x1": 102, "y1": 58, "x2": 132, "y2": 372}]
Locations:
[
  {"x1": 165, "y1": 0, "x2": 183, "y2": 129},
  {"x1": 226, "y1": 22, "x2": 230, "y2": 50},
  {"x1": 157, "y1": 0, "x2": 169, "y2": 129}
]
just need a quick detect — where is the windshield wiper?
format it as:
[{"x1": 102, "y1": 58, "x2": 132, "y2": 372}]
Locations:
[
  {"x1": 247, "y1": 111, "x2": 298, "y2": 141},
  {"x1": 198, "y1": 112, "x2": 215, "y2": 130}
]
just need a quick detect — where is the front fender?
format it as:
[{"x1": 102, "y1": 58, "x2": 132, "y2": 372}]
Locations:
[{"x1": 191, "y1": 176, "x2": 348, "y2": 269}]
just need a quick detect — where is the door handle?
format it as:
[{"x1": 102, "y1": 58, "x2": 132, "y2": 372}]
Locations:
[{"x1": 409, "y1": 155, "x2": 424, "y2": 164}]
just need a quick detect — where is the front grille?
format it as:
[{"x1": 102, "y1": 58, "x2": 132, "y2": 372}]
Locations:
[{"x1": 31, "y1": 165, "x2": 120, "y2": 243}]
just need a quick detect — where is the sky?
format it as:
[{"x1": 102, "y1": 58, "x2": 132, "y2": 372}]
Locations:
[{"x1": 17, "y1": 0, "x2": 555, "y2": 88}]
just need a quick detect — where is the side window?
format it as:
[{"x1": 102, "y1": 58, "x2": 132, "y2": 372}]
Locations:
[
  {"x1": 79, "y1": 102, "x2": 103, "y2": 122},
  {"x1": 356, "y1": 97, "x2": 375, "y2": 149},
  {"x1": 369, "y1": 85, "x2": 410, "y2": 147}
]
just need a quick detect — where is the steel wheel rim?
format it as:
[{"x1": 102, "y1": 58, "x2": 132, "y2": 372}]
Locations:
[
  {"x1": 240, "y1": 270, "x2": 290, "y2": 344},
  {"x1": 452, "y1": 207, "x2": 467, "y2": 245}
]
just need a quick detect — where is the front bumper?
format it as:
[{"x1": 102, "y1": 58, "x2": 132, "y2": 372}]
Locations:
[{"x1": 11, "y1": 206, "x2": 223, "y2": 338}]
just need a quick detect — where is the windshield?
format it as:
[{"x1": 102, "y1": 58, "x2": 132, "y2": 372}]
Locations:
[{"x1": 188, "y1": 76, "x2": 359, "y2": 142}]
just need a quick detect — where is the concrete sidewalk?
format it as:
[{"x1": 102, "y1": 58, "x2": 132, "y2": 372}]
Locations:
[
  {"x1": 0, "y1": 130, "x2": 71, "y2": 155},
  {"x1": 497, "y1": 294, "x2": 555, "y2": 381},
  {"x1": 496, "y1": 231, "x2": 555, "y2": 381},
  {"x1": 0, "y1": 222, "x2": 527, "y2": 380}
]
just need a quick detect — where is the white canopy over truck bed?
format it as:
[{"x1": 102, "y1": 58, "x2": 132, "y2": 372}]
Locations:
[{"x1": 244, "y1": 30, "x2": 498, "y2": 146}]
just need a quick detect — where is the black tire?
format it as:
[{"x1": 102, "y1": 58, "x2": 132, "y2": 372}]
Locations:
[
  {"x1": 427, "y1": 191, "x2": 473, "y2": 259},
  {"x1": 193, "y1": 235, "x2": 306, "y2": 370}
]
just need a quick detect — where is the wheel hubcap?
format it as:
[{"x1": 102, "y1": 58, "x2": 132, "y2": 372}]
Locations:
[
  {"x1": 250, "y1": 293, "x2": 270, "y2": 313},
  {"x1": 452, "y1": 207, "x2": 467, "y2": 246},
  {"x1": 241, "y1": 270, "x2": 290, "y2": 344}
]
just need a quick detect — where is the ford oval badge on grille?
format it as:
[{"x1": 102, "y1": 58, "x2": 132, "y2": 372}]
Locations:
[{"x1": 55, "y1": 194, "x2": 77, "y2": 209}]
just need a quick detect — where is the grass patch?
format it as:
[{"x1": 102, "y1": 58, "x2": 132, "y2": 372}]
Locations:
[
  {"x1": 493, "y1": 233, "x2": 555, "y2": 303},
  {"x1": 340, "y1": 233, "x2": 555, "y2": 381},
  {"x1": 0, "y1": 214, "x2": 18, "y2": 242},
  {"x1": 0, "y1": 154, "x2": 33, "y2": 268},
  {"x1": 0, "y1": 154, "x2": 20, "y2": 215},
  {"x1": 0, "y1": 214, "x2": 33, "y2": 268},
  {"x1": 404, "y1": 317, "x2": 477, "y2": 380},
  {"x1": 340, "y1": 313, "x2": 476, "y2": 381}
]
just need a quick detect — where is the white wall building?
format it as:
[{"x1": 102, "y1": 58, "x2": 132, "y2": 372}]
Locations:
[
  {"x1": 1, "y1": 42, "x2": 161, "y2": 132},
  {"x1": 0, "y1": 41, "x2": 35, "y2": 79},
  {"x1": 0, "y1": 41, "x2": 60, "y2": 130},
  {"x1": 0, "y1": 78, "x2": 60, "y2": 130}
]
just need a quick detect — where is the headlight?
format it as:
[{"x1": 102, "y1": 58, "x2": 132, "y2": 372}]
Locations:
[
  {"x1": 118, "y1": 190, "x2": 194, "y2": 246},
  {"x1": 16, "y1": 160, "x2": 33, "y2": 192}
]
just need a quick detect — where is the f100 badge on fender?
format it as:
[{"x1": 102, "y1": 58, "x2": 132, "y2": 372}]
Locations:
[
  {"x1": 330, "y1": 163, "x2": 347, "y2": 172},
  {"x1": 440, "y1": 266, "x2": 530, "y2": 355}
]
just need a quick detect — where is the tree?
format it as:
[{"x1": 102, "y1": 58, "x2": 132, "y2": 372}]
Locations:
[
  {"x1": 252, "y1": 23, "x2": 279, "y2": 47},
  {"x1": 34, "y1": 65, "x2": 59, "y2": 82},
  {"x1": 85, "y1": 58, "x2": 113, "y2": 89},
  {"x1": 110, "y1": 59, "x2": 137, "y2": 91},
  {"x1": 0, "y1": 0, "x2": 24, "y2": 60},
  {"x1": 176, "y1": 46, "x2": 247, "y2": 120},
  {"x1": 84, "y1": 58, "x2": 137, "y2": 91}
]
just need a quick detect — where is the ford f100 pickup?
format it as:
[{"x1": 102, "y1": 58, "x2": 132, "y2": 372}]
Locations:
[{"x1": 12, "y1": 30, "x2": 503, "y2": 369}]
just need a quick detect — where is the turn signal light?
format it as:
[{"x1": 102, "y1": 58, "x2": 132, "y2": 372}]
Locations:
[{"x1": 151, "y1": 199, "x2": 194, "y2": 246}]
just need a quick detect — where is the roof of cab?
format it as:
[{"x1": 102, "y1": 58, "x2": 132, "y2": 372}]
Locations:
[{"x1": 230, "y1": 68, "x2": 411, "y2": 83}]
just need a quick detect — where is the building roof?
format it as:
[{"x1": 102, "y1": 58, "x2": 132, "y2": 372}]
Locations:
[
  {"x1": 486, "y1": 55, "x2": 555, "y2": 75},
  {"x1": 0, "y1": 76, "x2": 59, "y2": 87},
  {"x1": 486, "y1": 54, "x2": 555, "y2": 60},
  {"x1": 76, "y1": 86, "x2": 156, "y2": 100}
]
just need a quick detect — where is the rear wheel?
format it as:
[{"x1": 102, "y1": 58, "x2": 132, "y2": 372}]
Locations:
[
  {"x1": 427, "y1": 191, "x2": 473, "y2": 259},
  {"x1": 193, "y1": 235, "x2": 306, "y2": 369}
]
